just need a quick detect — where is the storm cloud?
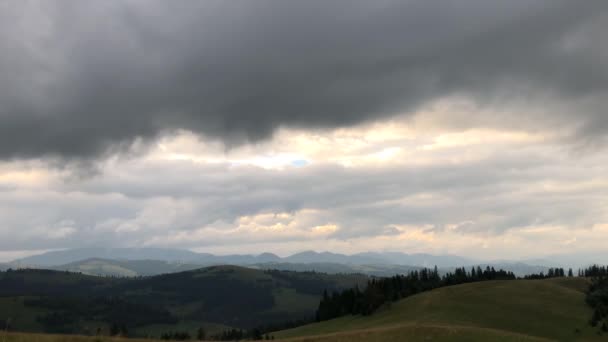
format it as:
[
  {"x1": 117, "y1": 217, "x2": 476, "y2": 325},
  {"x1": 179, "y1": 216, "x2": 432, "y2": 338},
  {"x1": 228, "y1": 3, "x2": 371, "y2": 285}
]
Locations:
[{"x1": 1, "y1": 0, "x2": 607, "y2": 160}]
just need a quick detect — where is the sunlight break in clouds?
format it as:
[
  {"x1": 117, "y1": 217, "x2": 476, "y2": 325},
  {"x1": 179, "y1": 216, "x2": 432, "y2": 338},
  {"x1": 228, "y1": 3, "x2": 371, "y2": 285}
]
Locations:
[{"x1": 1, "y1": 101, "x2": 608, "y2": 261}]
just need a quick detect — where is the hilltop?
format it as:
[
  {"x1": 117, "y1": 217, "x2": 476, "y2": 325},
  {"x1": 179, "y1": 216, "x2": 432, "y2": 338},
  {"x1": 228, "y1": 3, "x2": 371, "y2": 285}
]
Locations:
[
  {"x1": 275, "y1": 277, "x2": 602, "y2": 341},
  {"x1": 1, "y1": 278, "x2": 605, "y2": 342},
  {"x1": 0, "y1": 277, "x2": 601, "y2": 341}
]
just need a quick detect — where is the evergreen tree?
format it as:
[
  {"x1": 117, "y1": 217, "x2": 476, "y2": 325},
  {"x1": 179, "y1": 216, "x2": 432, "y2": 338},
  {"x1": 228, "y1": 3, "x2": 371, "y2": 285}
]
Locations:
[
  {"x1": 197, "y1": 327, "x2": 206, "y2": 340},
  {"x1": 110, "y1": 323, "x2": 120, "y2": 336},
  {"x1": 314, "y1": 265, "x2": 516, "y2": 322},
  {"x1": 252, "y1": 328, "x2": 263, "y2": 340},
  {"x1": 591, "y1": 309, "x2": 601, "y2": 327}
]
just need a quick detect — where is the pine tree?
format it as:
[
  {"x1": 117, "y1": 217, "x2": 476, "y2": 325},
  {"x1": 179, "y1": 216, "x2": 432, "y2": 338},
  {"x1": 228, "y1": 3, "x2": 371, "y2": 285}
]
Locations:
[
  {"x1": 197, "y1": 327, "x2": 206, "y2": 340},
  {"x1": 110, "y1": 323, "x2": 120, "y2": 336},
  {"x1": 591, "y1": 309, "x2": 601, "y2": 327},
  {"x1": 251, "y1": 328, "x2": 262, "y2": 340},
  {"x1": 120, "y1": 324, "x2": 128, "y2": 337}
]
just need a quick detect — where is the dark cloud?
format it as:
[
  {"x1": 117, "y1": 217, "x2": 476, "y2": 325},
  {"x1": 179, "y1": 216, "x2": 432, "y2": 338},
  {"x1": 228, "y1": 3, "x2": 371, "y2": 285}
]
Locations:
[{"x1": 0, "y1": 0, "x2": 607, "y2": 160}]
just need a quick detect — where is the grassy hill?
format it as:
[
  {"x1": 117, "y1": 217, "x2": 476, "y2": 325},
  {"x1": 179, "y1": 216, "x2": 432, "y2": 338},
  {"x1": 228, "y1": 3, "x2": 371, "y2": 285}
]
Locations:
[
  {"x1": 0, "y1": 266, "x2": 366, "y2": 339},
  {"x1": 275, "y1": 277, "x2": 602, "y2": 341},
  {"x1": 0, "y1": 327, "x2": 549, "y2": 342},
  {"x1": 0, "y1": 277, "x2": 601, "y2": 341}
]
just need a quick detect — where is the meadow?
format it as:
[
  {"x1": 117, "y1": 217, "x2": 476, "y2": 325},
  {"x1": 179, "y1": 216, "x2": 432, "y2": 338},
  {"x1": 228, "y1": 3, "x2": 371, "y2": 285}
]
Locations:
[
  {"x1": 1, "y1": 277, "x2": 602, "y2": 341},
  {"x1": 274, "y1": 277, "x2": 601, "y2": 341}
]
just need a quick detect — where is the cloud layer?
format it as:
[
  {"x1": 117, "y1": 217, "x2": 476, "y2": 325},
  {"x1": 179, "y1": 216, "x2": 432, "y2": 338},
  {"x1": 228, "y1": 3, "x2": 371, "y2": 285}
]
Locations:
[
  {"x1": 0, "y1": 0, "x2": 607, "y2": 160},
  {"x1": 1, "y1": 120, "x2": 607, "y2": 259},
  {"x1": 1, "y1": 1, "x2": 607, "y2": 260}
]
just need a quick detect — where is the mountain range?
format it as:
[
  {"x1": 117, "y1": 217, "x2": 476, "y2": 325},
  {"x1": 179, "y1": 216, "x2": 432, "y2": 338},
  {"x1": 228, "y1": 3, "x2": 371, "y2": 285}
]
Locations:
[
  {"x1": 11, "y1": 247, "x2": 475, "y2": 268},
  {"x1": 6, "y1": 247, "x2": 604, "y2": 278}
]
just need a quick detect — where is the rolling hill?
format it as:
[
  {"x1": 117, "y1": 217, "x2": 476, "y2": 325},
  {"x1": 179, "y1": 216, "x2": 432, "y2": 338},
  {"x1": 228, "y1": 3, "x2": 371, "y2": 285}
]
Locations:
[
  {"x1": 9, "y1": 248, "x2": 557, "y2": 279},
  {"x1": 252, "y1": 262, "x2": 422, "y2": 278},
  {"x1": 11, "y1": 248, "x2": 476, "y2": 269},
  {"x1": 275, "y1": 277, "x2": 602, "y2": 341},
  {"x1": 42, "y1": 257, "x2": 551, "y2": 278},
  {"x1": 1, "y1": 277, "x2": 601, "y2": 341},
  {"x1": 50, "y1": 258, "x2": 205, "y2": 277},
  {"x1": 0, "y1": 266, "x2": 367, "y2": 338}
]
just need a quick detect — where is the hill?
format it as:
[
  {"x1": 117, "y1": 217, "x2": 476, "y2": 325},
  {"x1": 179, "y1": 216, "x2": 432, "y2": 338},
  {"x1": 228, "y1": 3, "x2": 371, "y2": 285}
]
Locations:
[
  {"x1": 0, "y1": 266, "x2": 366, "y2": 338},
  {"x1": 0, "y1": 327, "x2": 552, "y2": 342},
  {"x1": 44, "y1": 258, "x2": 550, "y2": 278},
  {"x1": 0, "y1": 277, "x2": 600, "y2": 341},
  {"x1": 10, "y1": 248, "x2": 282, "y2": 267},
  {"x1": 252, "y1": 262, "x2": 422, "y2": 278},
  {"x1": 11, "y1": 248, "x2": 203, "y2": 266},
  {"x1": 11, "y1": 248, "x2": 474, "y2": 269},
  {"x1": 51, "y1": 258, "x2": 205, "y2": 277},
  {"x1": 10, "y1": 249, "x2": 561, "y2": 278},
  {"x1": 275, "y1": 277, "x2": 602, "y2": 341}
]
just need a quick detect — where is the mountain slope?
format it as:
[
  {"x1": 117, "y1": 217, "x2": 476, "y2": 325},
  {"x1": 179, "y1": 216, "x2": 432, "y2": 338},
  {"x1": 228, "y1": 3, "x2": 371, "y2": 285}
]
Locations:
[
  {"x1": 11, "y1": 248, "x2": 473, "y2": 268},
  {"x1": 354, "y1": 252, "x2": 474, "y2": 267},
  {"x1": 0, "y1": 325, "x2": 553, "y2": 342},
  {"x1": 0, "y1": 266, "x2": 367, "y2": 338},
  {"x1": 12, "y1": 248, "x2": 202, "y2": 266},
  {"x1": 253, "y1": 262, "x2": 422, "y2": 278},
  {"x1": 276, "y1": 277, "x2": 601, "y2": 341},
  {"x1": 52, "y1": 258, "x2": 204, "y2": 277}
]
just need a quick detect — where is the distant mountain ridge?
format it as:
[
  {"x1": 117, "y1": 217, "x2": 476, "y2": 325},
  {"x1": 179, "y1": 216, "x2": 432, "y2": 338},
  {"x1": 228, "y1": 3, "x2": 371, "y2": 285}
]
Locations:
[
  {"x1": 50, "y1": 258, "x2": 206, "y2": 277},
  {"x1": 12, "y1": 248, "x2": 474, "y2": 268},
  {"x1": 11, "y1": 247, "x2": 281, "y2": 267},
  {"x1": 13, "y1": 257, "x2": 552, "y2": 278},
  {"x1": 353, "y1": 252, "x2": 473, "y2": 268},
  {"x1": 9, "y1": 247, "x2": 580, "y2": 277}
]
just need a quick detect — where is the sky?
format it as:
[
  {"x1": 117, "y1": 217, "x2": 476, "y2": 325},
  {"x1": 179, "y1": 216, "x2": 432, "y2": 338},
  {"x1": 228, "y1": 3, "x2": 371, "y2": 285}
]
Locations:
[{"x1": 1, "y1": 0, "x2": 608, "y2": 261}]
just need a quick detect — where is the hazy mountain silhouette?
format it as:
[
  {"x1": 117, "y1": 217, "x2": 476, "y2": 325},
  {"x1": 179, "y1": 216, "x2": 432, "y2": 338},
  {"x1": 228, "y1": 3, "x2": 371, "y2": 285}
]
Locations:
[
  {"x1": 12, "y1": 248, "x2": 596, "y2": 275},
  {"x1": 13, "y1": 248, "x2": 473, "y2": 268}
]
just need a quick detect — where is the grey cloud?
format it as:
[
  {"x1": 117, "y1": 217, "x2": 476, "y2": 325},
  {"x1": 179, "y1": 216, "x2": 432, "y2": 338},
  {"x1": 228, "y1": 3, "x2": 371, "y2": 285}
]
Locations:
[
  {"x1": 0, "y1": 0, "x2": 607, "y2": 160},
  {"x1": 3, "y1": 145, "x2": 605, "y2": 251}
]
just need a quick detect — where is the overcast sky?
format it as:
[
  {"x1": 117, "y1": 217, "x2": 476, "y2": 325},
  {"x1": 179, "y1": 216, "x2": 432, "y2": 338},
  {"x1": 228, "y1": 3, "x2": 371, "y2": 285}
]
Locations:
[{"x1": 1, "y1": 0, "x2": 608, "y2": 261}]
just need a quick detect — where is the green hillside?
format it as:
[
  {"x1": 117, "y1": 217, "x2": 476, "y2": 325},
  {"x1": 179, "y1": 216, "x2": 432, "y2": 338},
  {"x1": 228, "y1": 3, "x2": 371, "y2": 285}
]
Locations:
[
  {"x1": 0, "y1": 266, "x2": 366, "y2": 339},
  {"x1": 0, "y1": 327, "x2": 548, "y2": 342},
  {"x1": 275, "y1": 277, "x2": 602, "y2": 341}
]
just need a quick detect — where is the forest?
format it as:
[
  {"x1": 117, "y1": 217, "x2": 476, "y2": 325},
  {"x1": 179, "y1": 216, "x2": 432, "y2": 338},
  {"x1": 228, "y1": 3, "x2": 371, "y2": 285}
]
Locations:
[
  {"x1": 0, "y1": 266, "x2": 364, "y2": 336},
  {"x1": 585, "y1": 265, "x2": 608, "y2": 332},
  {"x1": 2, "y1": 264, "x2": 607, "y2": 340}
]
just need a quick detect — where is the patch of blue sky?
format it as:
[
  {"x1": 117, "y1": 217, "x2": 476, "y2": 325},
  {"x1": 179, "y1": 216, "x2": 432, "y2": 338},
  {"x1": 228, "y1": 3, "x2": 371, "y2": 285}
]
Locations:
[{"x1": 291, "y1": 159, "x2": 309, "y2": 167}]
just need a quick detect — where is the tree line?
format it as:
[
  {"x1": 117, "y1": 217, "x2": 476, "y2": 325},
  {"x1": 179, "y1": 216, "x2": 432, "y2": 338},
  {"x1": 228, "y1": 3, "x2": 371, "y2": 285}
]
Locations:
[
  {"x1": 584, "y1": 265, "x2": 608, "y2": 333},
  {"x1": 315, "y1": 266, "x2": 516, "y2": 322},
  {"x1": 522, "y1": 267, "x2": 572, "y2": 279},
  {"x1": 158, "y1": 327, "x2": 276, "y2": 341}
]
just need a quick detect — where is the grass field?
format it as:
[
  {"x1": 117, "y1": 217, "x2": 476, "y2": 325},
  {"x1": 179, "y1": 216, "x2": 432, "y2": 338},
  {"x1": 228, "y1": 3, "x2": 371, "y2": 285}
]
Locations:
[
  {"x1": 0, "y1": 325, "x2": 549, "y2": 342},
  {"x1": 275, "y1": 277, "x2": 603, "y2": 341},
  {"x1": 0, "y1": 278, "x2": 602, "y2": 341},
  {"x1": 0, "y1": 332, "x2": 153, "y2": 342}
]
